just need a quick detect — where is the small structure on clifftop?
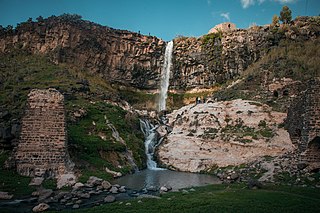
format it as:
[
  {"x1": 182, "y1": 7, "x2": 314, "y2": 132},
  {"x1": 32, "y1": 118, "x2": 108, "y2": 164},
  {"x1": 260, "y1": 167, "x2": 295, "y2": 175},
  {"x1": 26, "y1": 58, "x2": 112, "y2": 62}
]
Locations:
[
  {"x1": 13, "y1": 89, "x2": 73, "y2": 178},
  {"x1": 286, "y1": 78, "x2": 320, "y2": 171},
  {"x1": 208, "y1": 22, "x2": 236, "y2": 34}
]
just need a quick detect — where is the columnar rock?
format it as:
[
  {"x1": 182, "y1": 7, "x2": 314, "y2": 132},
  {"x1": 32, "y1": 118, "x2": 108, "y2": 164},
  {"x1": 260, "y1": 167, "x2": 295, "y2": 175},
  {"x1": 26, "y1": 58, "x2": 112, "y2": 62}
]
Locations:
[
  {"x1": 286, "y1": 78, "x2": 320, "y2": 170},
  {"x1": 0, "y1": 15, "x2": 166, "y2": 89},
  {"x1": 14, "y1": 88, "x2": 73, "y2": 177},
  {"x1": 0, "y1": 16, "x2": 318, "y2": 90}
]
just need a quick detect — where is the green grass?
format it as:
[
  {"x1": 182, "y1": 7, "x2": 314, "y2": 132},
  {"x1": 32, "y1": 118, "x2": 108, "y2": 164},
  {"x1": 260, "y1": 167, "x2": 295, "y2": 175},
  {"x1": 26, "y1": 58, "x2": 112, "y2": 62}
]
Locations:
[
  {"x1": 213, "y1": 38, "x2": 320, "y2": 112},
  {"x1": 0, "y1": 151, "x2": 36, "y2": 197},
  {"x1": 68, "y1": 101, "x2": 146, "y2": 180},
  {"x1": 0, "y1": 51, "x2": 146, "y2": 189},
  {"x1": 61, "y1": 184, "x2": 320, "y2": 213}
]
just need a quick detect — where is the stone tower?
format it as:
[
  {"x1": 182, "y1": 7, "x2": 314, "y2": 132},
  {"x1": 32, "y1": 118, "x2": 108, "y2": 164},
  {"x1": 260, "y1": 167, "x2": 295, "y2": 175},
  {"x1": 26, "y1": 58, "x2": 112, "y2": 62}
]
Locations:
[
  {"x1": 14, "y1": 88, "x2": 73, "y2": 177},
  {"x1": 286, "y1": 78, "x2": 320, "y2": 170}
]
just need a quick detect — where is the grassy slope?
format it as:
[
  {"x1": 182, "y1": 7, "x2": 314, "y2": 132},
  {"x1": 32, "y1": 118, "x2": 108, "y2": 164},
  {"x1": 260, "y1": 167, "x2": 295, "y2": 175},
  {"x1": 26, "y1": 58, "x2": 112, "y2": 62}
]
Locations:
[
  {"x1": 213, "y1": 38, "x2": 320, "y2": 112},
  {"x1": 0, "y1": 51, "x2": 145, "y2": 196},
  {"x1": 69, "y1": 184, "x2": 320, "y2": 213}
]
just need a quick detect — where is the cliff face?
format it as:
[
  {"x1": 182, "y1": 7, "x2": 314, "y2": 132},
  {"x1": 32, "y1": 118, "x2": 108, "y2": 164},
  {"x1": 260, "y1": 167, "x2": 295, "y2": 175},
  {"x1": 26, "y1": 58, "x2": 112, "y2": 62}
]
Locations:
[
  {"x1": 0, "y1": 15, "x2": 166, "y2": 89},
  {"x1": 171, "y1": 16, "x2": 319, "y2": 90},
  {"x1": 0, "y1": 16, "x2": 318, "y2": 90}
]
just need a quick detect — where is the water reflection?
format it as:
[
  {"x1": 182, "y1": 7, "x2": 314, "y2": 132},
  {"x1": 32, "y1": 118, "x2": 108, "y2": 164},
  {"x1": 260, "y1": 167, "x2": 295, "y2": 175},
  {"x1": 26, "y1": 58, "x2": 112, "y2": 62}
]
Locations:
[{"x1": 113, "y1": 169, "x2": 221, "y2": 191}]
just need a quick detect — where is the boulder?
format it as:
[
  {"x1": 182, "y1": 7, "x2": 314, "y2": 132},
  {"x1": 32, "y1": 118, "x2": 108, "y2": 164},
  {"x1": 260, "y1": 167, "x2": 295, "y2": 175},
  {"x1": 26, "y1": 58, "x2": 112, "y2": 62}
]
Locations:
[
  {"x1": 247, "y1": 179, "x2": 263, "y2": 189},
  {"x1": 38, "y1": 189, "x2": 53, "y2": 202},
  {"x1": 104, "y1": 195, "x2": 116, "y2": 203},
  {"x1": 101, "y1": 180, "x2": 112, "y2": 190},
  {"x1": 72, "y1": 182, "x2": 84, "y2": 190},
  {"x1": 32, "y1": 203, "x2": 50, "y2": 212},
  {"x1": 86, "y1": 176, "x2": 103, "y2": 186},
  {"x1": 160, "y1": 186, "x2": 168, "y2": 192},
  {"x1": 118, "y1": 185, "x2": 126, "y2": 193},
  {"x1": 0, "y1": 191, "x2": 13, "y2": 199},
  {"x1": 72, "y1": 204, "x2": 80, "y2": 209},
  {"x1": 29, "y1": 177, "x2": 44, "y2": 186},
  {"x1": 110, "y1": 186, "x2": 119, "y2": 194},
  {"x1": 229, "y1": 172, "x2": 240, "y2": 181},
  {"x1": 57, "y1": 173, "x2": 76, "y2": 189}
]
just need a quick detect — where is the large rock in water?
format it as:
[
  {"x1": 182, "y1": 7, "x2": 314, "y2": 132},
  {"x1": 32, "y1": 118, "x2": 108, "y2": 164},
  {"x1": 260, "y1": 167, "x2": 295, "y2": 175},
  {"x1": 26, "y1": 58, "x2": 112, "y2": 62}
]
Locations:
[{"x1": 157, "y1": 99, "x2": 294, "y2": 172}]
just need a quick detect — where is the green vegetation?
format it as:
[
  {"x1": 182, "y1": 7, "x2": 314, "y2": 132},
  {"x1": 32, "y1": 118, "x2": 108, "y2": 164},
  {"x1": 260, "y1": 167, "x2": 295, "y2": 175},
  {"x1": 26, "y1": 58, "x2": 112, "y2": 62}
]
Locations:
[
  {"x1": 0, "y1": 51, "x2": 146, "y2": 191},
  {"x1": 213, "y1": 37, "x2": 320, "y2": 112},
  {"x1": 67, "y1": 184, "x2": 320, "y2": 213},
  {"x1": 68, "y1": 101, "x2": 146, "y2": 181},
  {"x1": 280, "y1": 6, "x2": 292, "y2": 24},
  {"x1": 201, "y1": 31, "x2": 223, "y2": 47},
  {"x1": 271, "y1": 14, "x2": 280, "y2": 27},
  {"x1": 0, "y1": 151, "x2": 36, "y2": 196}
]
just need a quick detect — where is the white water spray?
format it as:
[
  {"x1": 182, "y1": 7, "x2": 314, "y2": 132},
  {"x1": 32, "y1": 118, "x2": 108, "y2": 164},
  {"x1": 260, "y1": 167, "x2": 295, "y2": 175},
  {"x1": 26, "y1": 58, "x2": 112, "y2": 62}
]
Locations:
[
  {"x1": 140, "y1": 119, "x2": 165, "y2": 170},
  {"x1": 158, "y1": 41, "x2": 173, "y2": 111}
]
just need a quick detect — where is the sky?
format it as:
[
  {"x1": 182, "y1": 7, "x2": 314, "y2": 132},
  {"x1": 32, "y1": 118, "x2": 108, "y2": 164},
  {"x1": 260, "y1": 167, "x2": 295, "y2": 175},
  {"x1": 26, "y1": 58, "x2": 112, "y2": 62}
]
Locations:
[{"x1": 0, "y1": 0, "x2": 319, "y2": 41}]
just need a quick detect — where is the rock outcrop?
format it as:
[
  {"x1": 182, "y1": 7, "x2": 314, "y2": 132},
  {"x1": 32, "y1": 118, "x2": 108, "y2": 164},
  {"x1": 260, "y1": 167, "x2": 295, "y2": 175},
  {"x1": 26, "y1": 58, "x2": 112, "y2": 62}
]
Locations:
[
  {"x1": 157, "y1": 99, "x2": 294, "y2": 172},
  {"x1": 171, "y1": 16, "x2": 319, "y2": 90},
  {"x1": 0, "y1": 16, "x2": 318, "y2": 91},
  {"x1": 13, "y1": 89, "x2": 73, "y2": 177},
  {"x1": 208, "y1": 22, "x2": 236, "y2": 34},
  {"x1": 0, "y1": 15, "x2": 165, "y2": 89}
]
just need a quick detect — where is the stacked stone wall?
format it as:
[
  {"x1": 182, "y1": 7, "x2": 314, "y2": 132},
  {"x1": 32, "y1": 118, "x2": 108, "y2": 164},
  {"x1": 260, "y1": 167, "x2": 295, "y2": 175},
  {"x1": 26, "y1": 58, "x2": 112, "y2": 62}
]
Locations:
[
  {"x1": 14, "y1": 88, "x2": 72, "y2": 177},
  {"x1": 286, "y1": 78, "x2": 320, "y2": 169}
]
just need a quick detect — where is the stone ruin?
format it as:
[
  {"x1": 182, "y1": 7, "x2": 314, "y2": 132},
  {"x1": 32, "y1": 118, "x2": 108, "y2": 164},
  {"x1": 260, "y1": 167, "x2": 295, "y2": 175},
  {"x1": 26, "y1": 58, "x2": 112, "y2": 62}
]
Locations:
[
  {"x1": 208, "y1": 22, "x2": 236, "y2": 34},
  {"x1": 13, "y1": 88, "x2": 73, "y2": 178},
  {"x1": 286, "y1": 78, "x2": 320, "y2": 171}
]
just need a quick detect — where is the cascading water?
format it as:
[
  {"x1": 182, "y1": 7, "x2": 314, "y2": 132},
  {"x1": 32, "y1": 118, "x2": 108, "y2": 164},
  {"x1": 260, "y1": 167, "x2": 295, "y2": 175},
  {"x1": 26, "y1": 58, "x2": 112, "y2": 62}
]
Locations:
[
  {"x1": 140, "y1": 119, "x2": 165, "y2": 170},
  {"x1": 158, "y1": 41, "x2": 174, "y2": 112}
]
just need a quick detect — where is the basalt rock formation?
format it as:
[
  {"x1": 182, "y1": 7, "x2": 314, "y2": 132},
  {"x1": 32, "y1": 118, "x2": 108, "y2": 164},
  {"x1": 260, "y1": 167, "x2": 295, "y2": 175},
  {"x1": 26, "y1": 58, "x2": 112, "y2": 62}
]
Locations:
[
  {"x1": 0, "y1": 14, "x2": 166, "y2": 89},
  {"x1": 0, "y1": 15, "x2": 319, "y2": 91},
  {"x1": 171, "y1": 16, "x2": 319, "y2": 90}
]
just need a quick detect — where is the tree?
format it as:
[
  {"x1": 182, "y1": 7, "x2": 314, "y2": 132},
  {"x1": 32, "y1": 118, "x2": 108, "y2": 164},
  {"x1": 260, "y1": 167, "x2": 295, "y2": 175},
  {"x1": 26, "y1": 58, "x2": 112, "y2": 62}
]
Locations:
[
  {"x1": 272, "y1": 15, "x2": 280, "y2": 27},
  {"x1": 36, "y1": 16, "x2": 44, "y2": 22},
  {"x1": 280, "y1": 6, "x2": 292, "y2": 24}
]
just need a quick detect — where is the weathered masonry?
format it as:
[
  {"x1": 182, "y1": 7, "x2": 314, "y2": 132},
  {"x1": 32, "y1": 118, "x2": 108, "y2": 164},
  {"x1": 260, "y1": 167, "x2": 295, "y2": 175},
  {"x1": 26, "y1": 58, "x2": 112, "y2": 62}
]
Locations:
[
  {"x1": 14, "y1": 89, "x2": 72, "y2": 177},
  {"x1": 286, "y1": 78, "x2": 320, "y2": 170}
]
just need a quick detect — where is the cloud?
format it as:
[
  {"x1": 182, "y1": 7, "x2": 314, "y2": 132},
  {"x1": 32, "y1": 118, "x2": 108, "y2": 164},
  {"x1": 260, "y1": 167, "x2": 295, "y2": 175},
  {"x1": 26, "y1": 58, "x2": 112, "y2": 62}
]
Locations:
[
  {"x1": 241, "y1": 0, "x2": 296, "y2": 8},
  {"x1": 220, "y1": 12, "x2": 230, "y2": 21},
  {"x1": 207, "y1": 0, "x2": 211, "y2": 6},
  {"x1": 276, "y1": 0, "x2": 296, "y2": 3},
  {"x1": 241, "y1": 0, "x2": 255, "y2": 8}
]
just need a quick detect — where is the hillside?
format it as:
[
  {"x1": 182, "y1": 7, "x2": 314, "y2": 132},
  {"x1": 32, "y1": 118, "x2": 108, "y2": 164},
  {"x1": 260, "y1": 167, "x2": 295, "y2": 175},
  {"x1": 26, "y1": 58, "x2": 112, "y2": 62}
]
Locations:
[{"x1": 0, "y1": 14, "x2": 319, "y2": 202}]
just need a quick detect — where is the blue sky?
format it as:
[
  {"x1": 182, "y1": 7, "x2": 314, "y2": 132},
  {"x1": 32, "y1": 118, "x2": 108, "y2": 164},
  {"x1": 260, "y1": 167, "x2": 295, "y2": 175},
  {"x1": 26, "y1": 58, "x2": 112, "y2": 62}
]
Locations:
[{"x1": 0, "y1": 0, "x2": 319, "y2": 41}]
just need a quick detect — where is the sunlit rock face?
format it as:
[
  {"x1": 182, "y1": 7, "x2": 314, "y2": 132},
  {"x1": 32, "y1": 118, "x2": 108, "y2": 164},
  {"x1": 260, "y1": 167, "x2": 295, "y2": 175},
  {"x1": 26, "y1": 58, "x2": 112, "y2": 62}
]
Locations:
[
  {"x1": 0, "y1": 16, "x2": 317, "y2": 91},
  {"x1": 0, "y1": 16, "x2": 166, "y2": 89},
  {"x1": 157, "y1": 99, "x2": 294, "y2": 172}
]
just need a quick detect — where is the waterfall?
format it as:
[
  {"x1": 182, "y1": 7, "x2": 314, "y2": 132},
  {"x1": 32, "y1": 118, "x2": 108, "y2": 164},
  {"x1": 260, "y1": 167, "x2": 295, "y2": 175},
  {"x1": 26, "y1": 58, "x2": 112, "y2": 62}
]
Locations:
[
  {"x1": 158, "y1": 41, "x2": 174, "y2": 112},
  {"x1": 140, "y1": 119, "x2": 165, "y2": 170}
]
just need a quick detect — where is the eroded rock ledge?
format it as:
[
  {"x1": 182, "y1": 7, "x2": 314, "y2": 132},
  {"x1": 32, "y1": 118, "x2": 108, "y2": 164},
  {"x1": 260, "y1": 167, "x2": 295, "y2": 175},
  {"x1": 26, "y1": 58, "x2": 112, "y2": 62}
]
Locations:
[{"x1": 157, "y1": 99, "x2": 294, "y2": 172}]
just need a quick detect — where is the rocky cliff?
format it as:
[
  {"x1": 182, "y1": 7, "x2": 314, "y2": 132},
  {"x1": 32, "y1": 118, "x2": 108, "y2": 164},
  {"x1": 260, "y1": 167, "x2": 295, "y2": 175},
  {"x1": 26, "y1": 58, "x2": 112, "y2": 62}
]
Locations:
[
  {"x1": 0, "y1": 15, "x2": 318, "y2": 91},
  {"x1": 0, "y1": 14, "x2": 165, "y2": 89},
  {"x1": 171, "y1": 16, "x2": 320, "y2": 90},
  {"x1": 157, "y1": 99, "x2": 293, "y2": 172}
]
